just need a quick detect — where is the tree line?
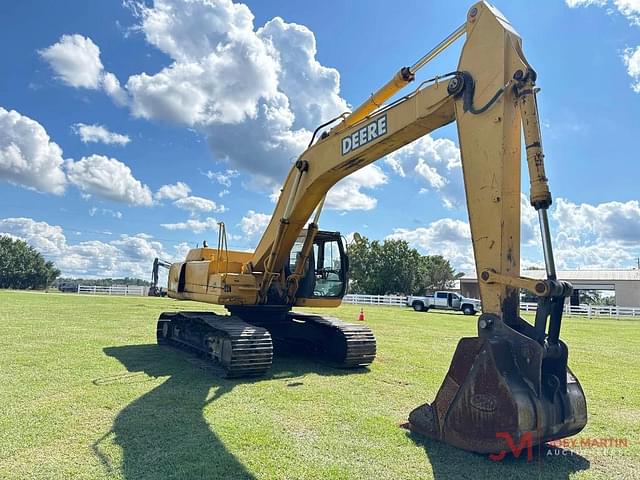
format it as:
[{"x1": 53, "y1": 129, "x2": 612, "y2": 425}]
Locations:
[
  {"x1": 55, "y1": 277, "x2": 151, "y2": 287},
  {"x1": 0, "y1": 236, "x2": 151, "y2": 290},
  {"x1": 347, "y1": 236, "x2": 462, "y2": 295}
]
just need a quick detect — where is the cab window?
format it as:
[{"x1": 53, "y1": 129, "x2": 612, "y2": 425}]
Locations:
[{"x1": 313, "y1": 239, "x2": 344, "y2": 297}]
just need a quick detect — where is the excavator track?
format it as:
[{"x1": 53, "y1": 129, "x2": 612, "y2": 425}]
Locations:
[
  {"x1": 278, "y1": 312, "x2": 377, "y2": 368},
  {"x1": 156, "y1": 312, "x2": 273, "y2": 377}
]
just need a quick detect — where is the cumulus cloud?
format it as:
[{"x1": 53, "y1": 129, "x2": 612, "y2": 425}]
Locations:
[
  {"x1": 549, "y1": 198, "x2": 640, "y2": 269},
  {"x1": 0, "y1": 107, "x2": 67, "y2": 194},
  {"x1": 174, "y1": 195, "x2": 226, "y2": 214},
  {"x1": 155, "y1": 181, "x2": 191, "y2": 200},
  {"x1": 73, "y1": 123, "x2": 130, "y2": 145},
  {"x1": 161, "y1": 217, "x2": 219, "y2": 233},
  {"x1": 240, "y1": 210, "x2": 271, "y2": 237},
  {"x1": 552, "y1": 198, "x2": 640, "y2": 245},
  {"x1": 387, "y1": 218, "x2": 475, "y2": 272},
  {"x1": 0, "y1": 217, "x2": 174, "y2": 278},
  {"x1": 44, "y1": 0, "x2": 348, "y2": 191},
  {"x1": 325, "y1": 164, "x2": 388, "y2": 211},
  {"x1": 39, "y1": 34, "x2": 128, "y2": 103},
  {"x1": 39, "y1": 34, "x2": 104, "y2": 89},
  {"x1": 0, "y1": 217, "x2": 67, "y2": 256},
  {"x1": 388, "y1": 197, "x2": 640, "y2": 273},
  {"x1": 385, "y1": 135, "x2": 464, "y2": 209},
  {"x1": 0, "y1": 108, "x2": 156, "y2": 206},
  {"x1": 66, "y1": 154, "x2": 153, "y2": 205}
]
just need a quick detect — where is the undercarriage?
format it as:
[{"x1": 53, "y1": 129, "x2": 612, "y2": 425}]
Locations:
[{"x1": 156, "y1": 309, "x2": 376, "y2": 377}]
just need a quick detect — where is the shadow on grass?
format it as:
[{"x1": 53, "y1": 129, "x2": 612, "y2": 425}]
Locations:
[
  {"x1": 407, "y1": 431, "x2": 590, "y2": 479},
  {"x1": 94, "y1": 344, "x2": 368, "y2": 480}
]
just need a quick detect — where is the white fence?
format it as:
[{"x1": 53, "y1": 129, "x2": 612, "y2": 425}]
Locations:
[
  {"x1": 520, "y1": 302, "x2": 640, "y2": 319},
  {"x1": 77, "y1": 285, "x2": 147, "y2": 296},
  {"x1": 344, "y1": 294, "x2": 640, "y2": 318},
  {"x1": 343, "y1": 294, "x2": 407, "y2": 306}
]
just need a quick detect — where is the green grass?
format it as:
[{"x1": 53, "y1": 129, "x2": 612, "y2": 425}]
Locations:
[{"x1": 0, "y1": 290, "x2": 638, "y2": 480}]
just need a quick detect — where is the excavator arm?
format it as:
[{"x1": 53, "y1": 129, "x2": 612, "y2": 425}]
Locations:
[{"x1": 243, "y1": 1, "x2": 586, "y2": 452}]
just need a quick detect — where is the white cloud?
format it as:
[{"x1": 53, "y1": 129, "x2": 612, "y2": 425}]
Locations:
[
  {"x1": 44, "y1": 0, "x2": 347, "y2": 187},
  {"x1": 173, "y1": 241, "x2": 192, "y2": 260},
  {"x1": 73, "y1": 123, "x2": 130, "y2": 145},
  {"x1": 101, "y1": 72, "x2": 129, "y2": 106},
  {"x1": 240, "y1": 210, "x2": 271, "y2": 237},
  {"x1": 386, "y1": 197, "x2": 640, "y2": 273},
  {"x1": 325, "y1": 164, "x2": 387, "y2": 211},
  {"x1": 205, "y1": 169, "x2": 239, "y2": 187},
  {"x1": 174, "y1": 195, "x2": 226, "y2": 214},
  {"x1": 387, "y1": 218, "x2": 475, "y2": 273},
  {"x1": 39, "y1": 34, "x2": 104, "y2": 89},
  {"x1": 537, "y1": 197, "x2": 640, "y2": 269},
  {"x1": 521, "y1": 194, "x2": 540, "y2": 247},
  {"x1": 39, "y1": 34, "x2": 128, "y2": 103},
  {"x1": 552, "y1": 198, "x2": 640, "y2": 244},
  {"x1": 385, "y1": 135, "x2": 464, "y2": 209},
  {"x1": 623, "y1": 46, "x2": 640, "y2": 92},
  {"x1": 415, "y1": 158, "x2": 446, "y2": 189},
  {"x1": 0, "y1": 217, "x2": 175, "y2": 278},
  {"x1": 66, "y1": 154, "x2": 153, "y2": 206},
  {"x1": 565, "y1": 0, "x2": 606, "y2": 6},
  {"x1": 0, "y1": 217, "x2": 67, "y2": 256},
  {"x1": 89, "y1": 207, "x2": 123, "y2": 219},
  {"x1": 614, "y1": 0, "x2": 640, "y2": 24},
  {"x1": 219, "y1": 189, "x2": 230, "y2": 197},
  {"x1": 566, "y1": 1, "x2": 640, "y2": 90},
  {"x1": 0, "y1": 107, "x2": 67, "y2": 195},
  {"x1": 161, "y1": 217, "x2": 219, "y2": 233},
  {"x1": 155, "y1": 181, "x2": 191, "y2": 201}
]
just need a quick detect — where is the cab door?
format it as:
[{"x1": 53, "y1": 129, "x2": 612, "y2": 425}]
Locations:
[
  {"x1": 291, "y1": 230, "x2": 348, "y2": 307},
  {"x1": 435, "y1": 292, "x2": 448, "y2": 307},
  {"x1": 450, "y1": 293, "x2": 461, "y2": 309}
]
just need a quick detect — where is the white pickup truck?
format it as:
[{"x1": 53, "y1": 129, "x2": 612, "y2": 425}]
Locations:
[{"x1": 407, "y1": 291, "x2": 481, "y2": 315}]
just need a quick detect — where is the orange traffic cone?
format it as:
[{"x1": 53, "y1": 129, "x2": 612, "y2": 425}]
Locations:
[{"x1": 358, "y1": 307, "x2": 365, "y2": 321}]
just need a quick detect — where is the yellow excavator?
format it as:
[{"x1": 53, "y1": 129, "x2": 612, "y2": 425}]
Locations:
[{"x1": 157, "y1": 1, "x2": 587, "y2": 454}]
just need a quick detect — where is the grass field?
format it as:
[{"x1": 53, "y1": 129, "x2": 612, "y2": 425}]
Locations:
[{"x1": 0, "y1": 290, "x2": 639, "y2": 480}]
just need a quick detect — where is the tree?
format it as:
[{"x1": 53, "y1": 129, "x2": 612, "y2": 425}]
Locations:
[
  {"x1": 579, "y1": 290, "x2": 616, "y2": 306},
  {"x1": 347, "y1": 236, "x2": 461, "y2": 295},
  {"x1": 0, "y1": 236, "x2": 60, "y2": 289},
  {"x1": 416, "y1": 255, "x2": 463, "y2": 293}
]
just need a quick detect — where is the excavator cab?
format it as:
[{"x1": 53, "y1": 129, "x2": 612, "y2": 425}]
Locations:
[{"x1": 286, "y1": 230, "x2": 348, "y2": 301}]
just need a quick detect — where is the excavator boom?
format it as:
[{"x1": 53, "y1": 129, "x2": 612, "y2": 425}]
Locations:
[{"x1": 158, "y1": 1, "x2": 587, "y2": 454}]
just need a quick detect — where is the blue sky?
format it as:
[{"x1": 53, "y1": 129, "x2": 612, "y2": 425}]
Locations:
[{"x1": 0, "y1": 0, "x2": 639, "y2": 279}]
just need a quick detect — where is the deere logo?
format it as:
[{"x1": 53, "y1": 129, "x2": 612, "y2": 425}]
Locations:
[
  {"x1": 341, "y1": 114, "x2": 387, "y2": 155},
  {"x1": 470, "y1": 393, "x2": 497, "y2": 412}
]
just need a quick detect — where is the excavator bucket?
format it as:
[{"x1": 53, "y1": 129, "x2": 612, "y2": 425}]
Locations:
[{"x1": 408, "y1": 316, "x2": 587, "y2": 454}]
